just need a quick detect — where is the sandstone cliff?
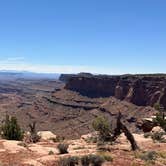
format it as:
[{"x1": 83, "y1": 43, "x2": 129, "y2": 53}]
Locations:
[
  {"x1": 59, "y1": 73, "x2": 93, "y2": 82},
  {"x1": 63, "y1": 74, "x2": 166, "y2": 108}
]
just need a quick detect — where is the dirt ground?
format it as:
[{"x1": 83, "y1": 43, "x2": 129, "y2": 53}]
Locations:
[{"x1": 0, "y1": 133, "x2": 165, "y2": 166}]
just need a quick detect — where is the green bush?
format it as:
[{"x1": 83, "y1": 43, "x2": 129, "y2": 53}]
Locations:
[
  {"x1": 81, "y1": 155, "x2": 91, "y2": 166},
  {"x1": 97, "y1": 152, "x2": 113, "y2": 162},
  {"x1": 57, "y1": 143, "x2": 69, "y2": 154},
  {"x1": 48, "y1": 150, "x2": 54, "y2": 155},
  {"x1": 1, "y1": 115, "x2": 24, "y2": 141},
  {"x1": 58, "y1": 156, "x2": 79, "y2": 166},
  {"x1": 144, "y1": 132, "x2": 151, "y2": 138},
  {"x1": 151, "y1": 131, "x2": 166, "y2": 142},
  {"x1": 92, "y1": 116, "x2": 111, "y2": 142},
  {"x1": 50, "y1": 135, "x2": 65, "y2": 142},
  {"x1": 153, "y1": 113, "x2": 166, "y2": 131},
  {"x1": 89, "y1": 154, "x2": 105, "y2": 166},
  {"x1": 139, "y1": 151, "x2": 157, "y2": 161},
  {"x1": 97, "y1": 141, "x2": 112, "y2": 152},
  {"x1": 84, "y1": 136, "x2": 98, "y2": 144},
  {"x1": 102, "y1": 154, "x2": 113, "y2": 162},
  {"x1": 81, "y1": 154, "x2": 105, "y2": 166},
  {"x1": 153, "y1": 103, "x2": 160, "y2": 111},
  {"x1": 17, "y1": 142, "x2": 28, "y2": 148}
]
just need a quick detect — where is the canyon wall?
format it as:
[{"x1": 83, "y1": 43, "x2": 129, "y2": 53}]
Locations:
[{"x1": 62, "y1": 74, "x2": 166, "y2": 108}]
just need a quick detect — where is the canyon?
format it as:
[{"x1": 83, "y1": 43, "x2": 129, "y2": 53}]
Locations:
[
  {"x1": 0, "y1": 73, "x2": 165, "y2": 165},
  {"x1": 62, "y1": 74, "x2": 166, "y2": 108},
  {"x1": 0, "y1": 73, "x2": 159, "y2": 139}
]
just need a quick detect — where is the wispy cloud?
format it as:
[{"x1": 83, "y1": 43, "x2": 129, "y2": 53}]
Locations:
[
  {"x1": 5, "y1": 57, "x2": 25, "y2": 61},
  {"x1": 1, "y1": 56, "x2": 156, "y2": 74},
  {"x1": 0, "y1": 56, "x2": 25, "y2": 64},
  {"x1": 0, "y1": 56, "x2": 123, "y2": 74}
]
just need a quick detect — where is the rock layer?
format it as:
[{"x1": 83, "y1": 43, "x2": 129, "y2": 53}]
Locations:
[{"x1": 64, "y1": 74, "x2": 166, "y2": 108}]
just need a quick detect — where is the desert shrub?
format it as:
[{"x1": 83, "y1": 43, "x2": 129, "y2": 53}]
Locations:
[
  {"x1": 139, "y1": 151, "x2": 157, "y2": 161},
  {"x1": 1, "y1": 115, "x2": 24, "y2": 141},
  {"x1": 157, "y1": 151, "x2": 166, "y2": 159},
  {"x1": 58, "y1": 156, "x2": 79, "y2": 166},
  {"x1": 102, "y1": 154, "x2": 112, "y2": 162},
  {"x1": 50, "y1": 135, "x2": 65, "y2": 142},
  {"x1": 48, "y1": 150, "x2": 54, "y2": 155},
  {"x1": 73, "y1": 146, "x2": 85, "y2": 150},
  {"x1": 89, "y1": 154, "x2": 105, "y2": 166},
  {"x1": 28, "y1": 122, "x2": 40, "y2": 143},
  {"x1": 81, "y1": 155, "x2": 91, "y2": 166},
  {"x1": 97, "y1": 141, "x2": 106, "y2": 147},
  {"x1": 97, "y1": 152, "x2": 113, "y2": 162},
  {"x1": 81, "y1": 154, "x2": 105, "y2": 166},
  {"x1": 97, "y1": 141, "x2": 112, "y2": 152},
  {"x1": 154, "y1": 103, "x2": 160, "y2": 111},
  {"x1": 153, "y1": 113, "x2": 166, "y2": 131},
  {"x1": 130, "y1": 162, "x2": 140, "y2": 166},
  {"x1": 144, "y1": 132, "x2": 152, "y2": 138},
  {"x1": 17, "y1": 142, "x2": 28, "y2": 148},
  {"x1": 85, "y1": 136, "x2": 98, "y2": 144},
  {"x1": 57, "y1": 143, "x2": 69, "y2": 154},
  {"x1": 151, "y1": 131, "x2": 166, "y2": 143},
  {"x1": 92, "y1": 116, "x2": 111, "y2": 142}
]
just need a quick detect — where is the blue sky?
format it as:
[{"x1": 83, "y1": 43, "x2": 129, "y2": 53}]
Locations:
[{"x1": 0, "y1": 0, "x2": 165, "y2": 74}]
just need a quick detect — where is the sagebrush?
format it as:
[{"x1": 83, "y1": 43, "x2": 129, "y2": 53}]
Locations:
[{"x1": 1, "y1": 115, "x2": 24, "y2": 141}]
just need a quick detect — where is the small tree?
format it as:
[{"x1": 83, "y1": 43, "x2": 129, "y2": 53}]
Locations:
[
  {"x1": 1, "y1": 115, "x2": 23, "y2": 141},
  {"x1": 111, "y1": 112, "x2": 139, "y2": 151},
  {"x1": 153, "y1": 113, "x2": 166, "y2": 131},
  {"x1": 93, "y1": 113, "x2": 139, "y2": 151},
  {"x1": 57, "y1": 143, "x2": 69, "y2": 154},
  {"x1": 92, "y1": 116, "x2": 111, "y2": 142},
  {"x1": 153, "y1": 104, "x2": 166, "y2": 131},
  {"x1": 28, "y1": 122, "x2": 40, "y2": 143}
]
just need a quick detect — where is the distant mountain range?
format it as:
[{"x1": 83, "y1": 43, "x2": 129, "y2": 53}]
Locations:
[{"x1": 0, "y1": 70, "x2": 60, "y2": 80}]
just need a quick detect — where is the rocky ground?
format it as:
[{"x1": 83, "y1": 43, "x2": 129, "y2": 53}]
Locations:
[{"x1": 0, "y1": 132, "x2": 165, "y2": 166}]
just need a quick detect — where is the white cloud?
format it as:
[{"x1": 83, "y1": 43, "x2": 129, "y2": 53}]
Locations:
[
  {"x1": 0, "y1": 57, "x2": 123, "y2": 74},
  {"x1": 0, "y1": 63, "x2": 115, "y2": 74},
  {"x1": 0, "y1": 56, "x2": 161, "y2": 75},
  {"x1": 0, "y1": 56, "x2": 25, "y2": 63}
]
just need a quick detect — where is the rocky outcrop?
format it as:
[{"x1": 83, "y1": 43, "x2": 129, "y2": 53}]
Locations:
[
  {"x1": 65, "y1": 75, "x2": 120, "y2": 97},
  {"x1": 59, "y1": 74, "x2": 76, "y2": 83},
  {"x1": 37, "y1": 131, "x2": 57, "y2": 141},
  {"x1": 139, "y1": 119, "x2": 156, "y2": 132},
  {"x1": 64, "y1": 74, "x2": 166, "y2": 108},
  {"x1": 59, "y1": 73, "x2": 93, "y2": 83}
]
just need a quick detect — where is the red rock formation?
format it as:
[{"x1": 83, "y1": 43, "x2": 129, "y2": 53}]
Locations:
[{"x1": 64, "y1": 74, "x2": 166, "y2": 108}]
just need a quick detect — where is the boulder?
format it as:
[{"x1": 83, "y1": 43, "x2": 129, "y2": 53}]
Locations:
[
  {"x1": 37, "y1": 131, "x2": 56, "y2": 141},
  {"x1": 141, "y1": 120, "x2": 156, "y2": 133},
  {"x1": 81, "y1": 132, "x2": 98, "y2": 141},
  {"x1": 23, "y1": 132, "x2": 32, "y2": 144},
  {"x1": 151, "y1": 126, "x2": 165, "y2": 133}
]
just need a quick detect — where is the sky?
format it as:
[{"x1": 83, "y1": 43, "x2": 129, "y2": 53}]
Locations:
[{"x1": 0, "y1": 0, "x2": 165, "y2": 74}]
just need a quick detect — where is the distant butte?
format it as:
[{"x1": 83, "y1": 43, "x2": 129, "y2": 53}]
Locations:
[{"x1": 60, "y1": 73, "x2": 166, "y2": 109}]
